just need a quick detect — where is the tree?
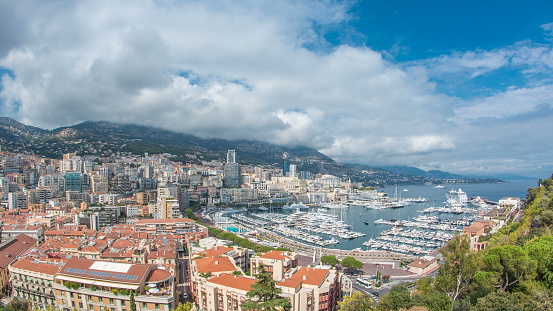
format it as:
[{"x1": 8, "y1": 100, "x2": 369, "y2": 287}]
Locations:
[
  {"x1": 241, "y1": 265, "x2": 291, "y2": 311},
  {"x1": 341, "y1": 256, "x2": 363, "y2": 274},
  {"x1": 434, "y1": 235, "x2": 483, "y2": 301},
  {"x1": 321, "y1": 255, "x2": 339, "y2": 266},
  {"x1": 411, "y1": 290, "x2": 452, "y2": 311},
  {"x1": 129, "y1": 291, "x2": 137, "y2": 311},
  {"x1": 483, "y1": 245, "x2": 536, "y2": 291},
  {"x1": 2, "y1": 299, "x2": 32, "y2": 311},
  {"x1": 338, "y1": 291, "x2": 374, "y2": 311},
  {"x1": 471, "y1": 290, "x2": 523, "y2": 311},
  {"x1": 172, "y1": 302, "x2": 193, "y2": 311},
  {"x1": 523, "y1": 235, "x2": 553, "y2": 287},
  {"x1": 415, "y1": 277, "x2": 432, "y2": 295},
  {"x1": 376, "y1": 285, "x2": 412, "y2": 311}
]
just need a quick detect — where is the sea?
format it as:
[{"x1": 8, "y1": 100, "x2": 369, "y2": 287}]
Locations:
[{"x1": 256, "y1": 179, "x2": 539, "y2": 251}]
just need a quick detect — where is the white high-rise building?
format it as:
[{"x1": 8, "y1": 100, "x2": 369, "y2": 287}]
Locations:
[
  {"x1": 289, "y1": 164, "x2": 297, "y2": 178},
  {"x1": 227, "y1": 150, "x2": 236, "y2": 164}
]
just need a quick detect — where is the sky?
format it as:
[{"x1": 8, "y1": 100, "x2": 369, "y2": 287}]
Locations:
[{"x1": 1, "y1": 0, "x2": 553, "y2": 178}]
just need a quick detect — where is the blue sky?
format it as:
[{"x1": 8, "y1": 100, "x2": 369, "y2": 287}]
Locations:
[{"x1": 1, "y1": 0, "x2": 552, "y2": 178}]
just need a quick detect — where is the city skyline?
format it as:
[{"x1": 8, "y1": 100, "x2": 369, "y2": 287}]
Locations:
[{"x1": 1, "y1": 0, "x2": 553, "y2": 178}]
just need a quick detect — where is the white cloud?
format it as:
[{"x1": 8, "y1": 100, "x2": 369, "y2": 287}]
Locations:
[
  {"x1": 1, "y1": 0, "x2": 553, "y2": 177},
  {"x1": 419, "y1": 41, "x2": 553, "y2": 80},
  {"x1": 453, "y1": 85, "x2": 553, "y2": 121}
]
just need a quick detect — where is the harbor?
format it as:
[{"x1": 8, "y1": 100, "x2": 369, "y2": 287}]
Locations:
[{"x1": 203, "y1": 180, "x2": 534, "y2": 257}]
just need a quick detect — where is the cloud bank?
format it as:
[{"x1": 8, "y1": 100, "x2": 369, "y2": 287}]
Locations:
[{"x1": 1, "y1": 0, "x2": 552, "y2": 177}]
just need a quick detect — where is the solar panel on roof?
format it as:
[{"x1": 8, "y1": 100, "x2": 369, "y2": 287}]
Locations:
[
  {"x1": 66, "y1": 267, "x2": 86, "y2": 274},
  {"x1": 112, "y1": 274, "x2": 138, "y2": 281},
  {"x1": 87, "y1": 270, "x2": 112, "y2": 278}
]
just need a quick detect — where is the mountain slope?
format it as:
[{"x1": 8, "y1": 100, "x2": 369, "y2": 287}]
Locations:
[{"x1": 0, "y1": 118, "x2": 503, "y2": 186}]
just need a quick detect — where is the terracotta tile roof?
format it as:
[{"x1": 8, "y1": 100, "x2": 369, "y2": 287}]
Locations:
[
  {"x1": 208, "y1": 273, "x2": 257, "y2": 292},
  {"x1": 259, "y1": 250, "x2": 290, "y2": 261},
  {"x1": 0, "y1": 234, "x2": 37, "y2": 269},
  {"x1": 277, "y1": 278, "x2": 303, "y2": 289},
  {"x1": 59, "y1": 258, "x2": 153, "y2": 284},
  {"x1": 146, "y1": 269, "x2": 172, "y2": 283},
  {"x1": 61, "y1": 241, "x2": 81, "y2": 250},
  {"x1": 195, "y1": 257, "x2": 237, "y2": 274},
  {"x1": 80, "y1": 246, "x2": 103, "y2": 253},
  {"x1": 285, "y1": 267, "x2": 329, "y2": 287},
  {"x1": 195, "y1": 246, "x2": 233, "y2": 258},
  {"x1": 10, "y1": 258, "x2": 62, "y2": 275},
  {"x1": 148, "y1": 250, "x2": 176, "y2": 259},
  {"x1": 112, "y1": 239, "x2": 135, "y2": 248},
  {"x1": 408, "y1": 257, "x2": 438, "y2": 269}
]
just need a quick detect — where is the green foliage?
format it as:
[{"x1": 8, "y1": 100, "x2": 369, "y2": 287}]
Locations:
[
  {"x1": 63, "y1": 281, "x2": 80, "y2": 290},
  {"x1": 172, "y1": 302, "x2": 193, "y2": 311},
  {"x1": 434, "y1": 235, "x2": 483, "y2": 301},
  {"x1": 415, "y1": 277, "x2": 433, "y2": 295},
  {"x1": 411, "y1": 290, "x2": 452, "y2": 311},
  {"x1": 199, "y1": 272, "x2": 212, "y2": 279},
  {"x1": 338, "y1": 291, "x2": 374, "y2": 311},
  {"x1": 320, "y1": 255, "x2": 339, "y2": 266},
  {"x1": 341, "y1": 256, "x2": 363, "y2": 272},
  {"x1": 241, "y1": 265, "x2": 291, "y2": 311},
  {"x1": 0, "y1": 298, "x2": 32, "y2": 311},
  {"x1": 483, "y1": 245, "x2": 536, "y2": 291},
  {"x1": 376, "y1": 284, "x2": 412, "y2": 311},
  {"x1": 471, "y1": 290, "x2": 524, "y2": 311},
  {"x1": 130, "y1": 292, "x2": 137, "y2": 311}
]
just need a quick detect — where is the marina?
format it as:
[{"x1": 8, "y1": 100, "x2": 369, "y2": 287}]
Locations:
[{"x1": 204, "y1": 180, "x2": 535, "y2": 255}]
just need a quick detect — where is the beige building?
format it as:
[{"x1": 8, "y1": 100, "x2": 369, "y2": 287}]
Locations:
[
  {"x1": 194, "y1": 246, "x2": 251, "y2": 271},
  {"x1": 408, "y1": 256, "x2": 439, "y2": 274},
  {"x1": 195, "y1": 273, "x2": 256, "y2": 311},
  {"x1": 0, "y1": 234, "x2": 37, "y2": 293},
  {"x1": 10, "y1": 257, "x2": 63, "y2": 308},
  {"x1": 189, "y1": 249, "x2": 343, "y2": 311},
  {"x1": 250, "y1": 250, "x2": 298, "y2": 282},
  {"x1": 53, "y1": 258, "x2": 176, "y2": 311},
  {"x1": 135, "y1": 218, "x2": 207, "y2": 236},
  {"x1": 277, "y1": 267, "x2": 342, "y2": 311}
]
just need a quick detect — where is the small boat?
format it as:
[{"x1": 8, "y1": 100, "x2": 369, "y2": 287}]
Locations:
[{"x1": 364, "y1": 221, "x2": 369, "y2": 225}]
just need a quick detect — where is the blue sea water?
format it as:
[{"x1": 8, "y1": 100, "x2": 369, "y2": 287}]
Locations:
[{"x1": 275, "y1": 180, "x2": 538, "y2": 251}]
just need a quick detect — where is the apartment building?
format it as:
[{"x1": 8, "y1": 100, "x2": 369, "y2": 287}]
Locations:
[
  {"x1": 135, "y1": 218, "x2": 207, "y2": 236},
  {"x1": 189, "y1": 248, "x2": 342, "y2": 311},
  {"x1": 277, "y1": 267, "x2": 342, "y2": 311},
  {"x1": 10, "y1": 257, "x2": 64, "y2": 309},
  {"x1": 53, "y1": 258, "x2": 176, "y2": 311},
  {"x1": 250, "y1": 250, "x2": 298, "y2": 282}
]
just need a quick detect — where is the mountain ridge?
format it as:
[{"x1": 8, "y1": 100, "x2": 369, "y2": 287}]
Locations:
[{"x1": 0, "y1": 117, "x2": 503, "y2": 186}]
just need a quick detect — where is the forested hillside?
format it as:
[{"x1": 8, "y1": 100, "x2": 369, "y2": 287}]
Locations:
[{"x1": 370, "y1": 174, "x2": 553, "y2": 311}]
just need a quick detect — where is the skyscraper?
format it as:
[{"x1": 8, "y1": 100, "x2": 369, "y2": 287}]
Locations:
[
  {"x1": 226, "y1": 150, "x2": 236, "y2": 164},
  {"x1": 223, "y1": 150, "x2": 241, "y2": 188},
  {"x1": 283, "y1": 160, "x2": 290, "y2": 177}
]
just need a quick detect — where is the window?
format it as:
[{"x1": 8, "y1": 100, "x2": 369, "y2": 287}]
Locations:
[
  {"x1": 142, "y1": 302, "x2": 147, "y2": 308},
  {"x1": 155, "y1": 304, "x2": 160, "y2": 310}
]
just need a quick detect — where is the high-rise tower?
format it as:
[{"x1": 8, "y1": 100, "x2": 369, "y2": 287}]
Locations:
[{"x1": 223, "y1": 150, "x2": 241, "y2": 188}]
